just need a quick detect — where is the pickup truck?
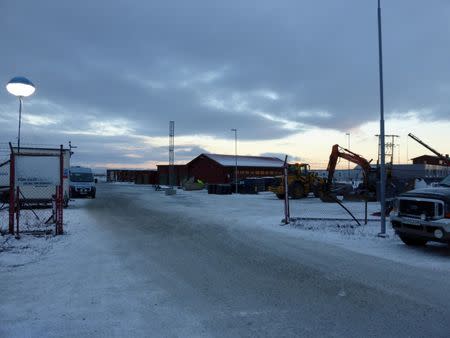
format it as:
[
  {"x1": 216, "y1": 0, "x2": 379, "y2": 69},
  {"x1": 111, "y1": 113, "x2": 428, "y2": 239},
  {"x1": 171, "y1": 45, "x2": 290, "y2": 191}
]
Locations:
[{"x1": 390, "y1": 175, "x2": 450, "y2": 246}]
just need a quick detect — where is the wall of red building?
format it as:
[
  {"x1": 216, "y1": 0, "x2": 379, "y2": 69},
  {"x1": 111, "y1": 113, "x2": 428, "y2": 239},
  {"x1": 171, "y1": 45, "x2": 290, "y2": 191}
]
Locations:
[{"x1": 187, "y1": 156, "x2": 229, "y2": 184}]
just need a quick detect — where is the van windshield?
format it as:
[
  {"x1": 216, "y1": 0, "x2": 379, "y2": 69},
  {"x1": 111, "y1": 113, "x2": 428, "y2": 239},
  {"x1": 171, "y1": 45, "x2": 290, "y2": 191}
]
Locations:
[{"x1": 70, "y1": 173, "x2": 94, "y2": 183}]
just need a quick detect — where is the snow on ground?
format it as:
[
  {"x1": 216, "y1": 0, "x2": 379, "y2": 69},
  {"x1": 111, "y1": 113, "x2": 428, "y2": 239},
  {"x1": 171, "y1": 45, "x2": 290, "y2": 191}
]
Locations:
[
  {"x1": 131, "y1": 185, "x2": 450, "y2": 271},
  {"x1": 0, "y1": 199, "x2": 90, "y2": 269},
  {"x1": 1, "y1": 184, "x2": 449, "y2": 273}
]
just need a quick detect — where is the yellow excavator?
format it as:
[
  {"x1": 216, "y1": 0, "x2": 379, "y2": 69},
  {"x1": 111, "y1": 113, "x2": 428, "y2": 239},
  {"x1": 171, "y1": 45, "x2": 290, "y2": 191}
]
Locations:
[{"x1": 269, "y1": 163, "x2": 325, "y2": 199}]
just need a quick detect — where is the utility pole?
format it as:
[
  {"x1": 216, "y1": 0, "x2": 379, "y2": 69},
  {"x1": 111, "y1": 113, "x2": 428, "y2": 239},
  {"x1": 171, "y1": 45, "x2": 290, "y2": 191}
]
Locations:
[
  {"x1": 377, "y1": 0, "x2": 387, "y2": 237},
  {"x1": 166, "y1": 121, "x2": 176, "y2": 195},
  {"x1": 18, "y1": 97, "x2": 22, "y2": 152},
  {"x1": 231, "y1": 128, "x2": 238, "y2": 193},
  {"x1": 69, "y1": 141, "x2": 77, "y2": 158},
  {"x1": 376, "y1": 134, "x2": 399, "y2": 164}
]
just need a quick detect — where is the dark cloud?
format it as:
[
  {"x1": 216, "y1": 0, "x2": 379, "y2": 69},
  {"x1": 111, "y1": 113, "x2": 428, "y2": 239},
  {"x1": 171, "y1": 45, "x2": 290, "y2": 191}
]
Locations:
[{"x1": 1, "y1": 0, "x2": 449, "y2": 167}]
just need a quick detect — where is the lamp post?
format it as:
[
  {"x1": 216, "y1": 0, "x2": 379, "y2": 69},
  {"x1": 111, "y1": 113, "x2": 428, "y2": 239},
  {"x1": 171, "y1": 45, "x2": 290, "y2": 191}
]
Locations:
[
  {"x1": 231, "y1": 128, "x2": 238, "y2": 193},
  {"x1": 346, "y1": 133, "x2": 351, "y2": 181},
  {"x1": 6, "y1": 77, "x2": 36, "y2": 152},
  {"x1": 377, "y1": 0, "x2": 387, "y2": 236}
]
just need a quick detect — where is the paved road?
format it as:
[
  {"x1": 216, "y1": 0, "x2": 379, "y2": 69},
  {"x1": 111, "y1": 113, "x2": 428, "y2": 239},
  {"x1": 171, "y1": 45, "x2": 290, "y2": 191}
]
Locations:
[{"x1": 2, "y1": 184, "x2": 450, "y2": 337}]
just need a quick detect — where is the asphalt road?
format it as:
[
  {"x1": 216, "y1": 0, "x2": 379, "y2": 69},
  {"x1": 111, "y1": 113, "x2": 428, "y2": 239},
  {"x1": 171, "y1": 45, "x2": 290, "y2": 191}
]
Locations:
[{"x1": 2, "y1": 184, "x2": 450, "y2": 337}]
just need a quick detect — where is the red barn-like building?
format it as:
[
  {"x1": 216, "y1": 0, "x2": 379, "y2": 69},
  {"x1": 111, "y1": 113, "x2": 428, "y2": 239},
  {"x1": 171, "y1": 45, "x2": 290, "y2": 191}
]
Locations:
[{"x1": 186, "y1": 153, "x2": 284, "y2": 184}]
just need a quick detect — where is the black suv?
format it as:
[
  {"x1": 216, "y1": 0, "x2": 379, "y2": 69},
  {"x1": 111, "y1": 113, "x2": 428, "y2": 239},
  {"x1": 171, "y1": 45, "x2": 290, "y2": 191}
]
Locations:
[{"x1": 390, "y1": 175, "x2": 450, "y2": 246}]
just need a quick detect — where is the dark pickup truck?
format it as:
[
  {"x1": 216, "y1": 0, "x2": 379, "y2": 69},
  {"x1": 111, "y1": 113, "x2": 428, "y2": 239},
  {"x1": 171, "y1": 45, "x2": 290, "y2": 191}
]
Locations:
[{"x1": 390, "y1": 175, "x2": 450, "y2": 246}]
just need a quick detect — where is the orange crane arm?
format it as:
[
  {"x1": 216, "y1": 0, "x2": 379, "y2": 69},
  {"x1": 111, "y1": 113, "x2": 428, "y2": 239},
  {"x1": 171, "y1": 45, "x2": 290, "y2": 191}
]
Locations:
[
  {"x1": 325, "y1": 144, "x2": 372, "y2": 188},
  {"x1": 408, "y1": 133, "x2": 450, "y2": 165}
]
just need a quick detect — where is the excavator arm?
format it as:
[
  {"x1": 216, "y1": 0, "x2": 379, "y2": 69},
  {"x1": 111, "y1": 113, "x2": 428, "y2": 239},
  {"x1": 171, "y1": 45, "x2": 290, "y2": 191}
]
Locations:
[{"x1": 325, "y1": 144, "x2": 372, "y2": 189}]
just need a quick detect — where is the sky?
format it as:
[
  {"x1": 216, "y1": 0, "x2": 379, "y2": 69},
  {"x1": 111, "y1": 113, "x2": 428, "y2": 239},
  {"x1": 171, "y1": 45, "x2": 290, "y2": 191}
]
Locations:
[{"x1": 1, "y1": 0, "x2": 449, "y2": 169}]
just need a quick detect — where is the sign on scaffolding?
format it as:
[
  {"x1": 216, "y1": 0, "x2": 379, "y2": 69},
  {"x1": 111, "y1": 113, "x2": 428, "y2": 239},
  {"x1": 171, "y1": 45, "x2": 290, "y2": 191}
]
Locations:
[
  {"x1": 8, "y1": 144, "x2": 65, "y2": 237},
  {"x1": 16, "y1": 156, "x2": 60, "y2": 187}
]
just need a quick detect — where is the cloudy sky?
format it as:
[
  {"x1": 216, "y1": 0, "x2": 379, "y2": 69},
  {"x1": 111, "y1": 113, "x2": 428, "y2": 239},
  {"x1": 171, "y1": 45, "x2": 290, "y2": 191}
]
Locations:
[{"x1": 1, "y1": 0, "x2": 449, "y2": 169}]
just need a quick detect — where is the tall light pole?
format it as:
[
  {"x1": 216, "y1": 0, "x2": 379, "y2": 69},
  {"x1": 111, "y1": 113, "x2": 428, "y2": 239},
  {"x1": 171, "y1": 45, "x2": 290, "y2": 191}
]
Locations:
[
  {"x1": 6, "y1": 77, "x2": 36, "y2": 152},
  {"x1": 346, "y1": 132, "x2": 351, "y2": 181},
  {"x1": 377, "y1": 0, "x2": 387, "y2": 236},
  {"x1": 231, "y1": 128, "x2": 238, "y2": 193}
]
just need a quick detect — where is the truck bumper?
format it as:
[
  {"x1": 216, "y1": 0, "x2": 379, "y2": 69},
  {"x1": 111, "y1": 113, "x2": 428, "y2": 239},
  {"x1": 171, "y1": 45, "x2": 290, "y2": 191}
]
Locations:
[
  {"x1": 70, "y1": 187, "x2": 95, "y2": 198},
  {"x1": 391, "y1": 215, "x2": 450, "y2": 243}
]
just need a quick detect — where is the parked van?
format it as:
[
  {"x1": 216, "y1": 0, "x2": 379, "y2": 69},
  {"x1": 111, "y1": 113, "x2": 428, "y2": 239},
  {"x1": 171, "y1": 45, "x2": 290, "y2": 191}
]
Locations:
[{"x1": 70, "y1": 166, "x2": 96, "y2": 198}]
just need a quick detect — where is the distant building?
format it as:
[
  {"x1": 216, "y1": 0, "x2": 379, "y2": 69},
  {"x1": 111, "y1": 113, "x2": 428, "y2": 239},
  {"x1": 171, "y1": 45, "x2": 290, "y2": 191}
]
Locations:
[
  {"x1": 156, "y1": 165, "x2": 188, "y2": 186},
  {"x1": 391, "y1": 164, "x2": 449, "y2": 182},
  {"x1": 312, "y1": 163, "x2": 450, "y2": 185},
  {"x1": 411, "y1": 155, "x2": 449, "y2": 166},
  {"x1": 311, "y1": 168, "x2": 363, "y2": 182},
  {"x1": 185, "y1": 153, "x2": 284, "y2": 184},
  {"x1": 106, "y1": 169, "x2": 157, "y2": 184}
]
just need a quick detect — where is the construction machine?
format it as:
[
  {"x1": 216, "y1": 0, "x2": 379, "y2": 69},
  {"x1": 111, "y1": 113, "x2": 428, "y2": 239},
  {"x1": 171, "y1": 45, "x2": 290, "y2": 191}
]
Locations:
[
  {"x1": 269, "y1": 163, "x2": 325, "y2": 199},
  {"x1": 320, "y1": 144, "x2": 379, "y2": 202},
  {"x1": 408, "y1": 133, "x2": 450, "y2": 165}
]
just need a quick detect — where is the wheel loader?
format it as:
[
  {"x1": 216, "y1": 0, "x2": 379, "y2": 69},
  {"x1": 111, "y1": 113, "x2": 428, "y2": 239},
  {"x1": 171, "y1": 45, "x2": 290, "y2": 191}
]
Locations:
[{"x1": 269, "y1": 163, "x2": 325, "y2": 199}]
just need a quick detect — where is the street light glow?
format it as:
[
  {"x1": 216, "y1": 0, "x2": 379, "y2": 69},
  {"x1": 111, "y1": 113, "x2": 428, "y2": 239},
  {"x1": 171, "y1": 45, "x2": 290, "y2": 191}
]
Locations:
[
  {"x1": 6, "y1": 76, "x2": 35, "y2": 97},
  {"x1": 6, "y1": 76, "x2": 36, "y2": 151}
]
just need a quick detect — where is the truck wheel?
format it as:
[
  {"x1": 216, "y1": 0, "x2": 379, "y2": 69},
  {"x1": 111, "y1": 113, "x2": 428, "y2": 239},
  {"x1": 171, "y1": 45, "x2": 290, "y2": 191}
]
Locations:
[
  {"x1": 289, "y1": 182, "x2": 304, "y2": 199},
  {"x1": 276, "y1": 193, "x2": 284, "y2": 200},
  {"x1": 399, "y1": 234, "x2": 427, "y2": 246},
  {"x1": 312, "y1": 187, "x2": 321, "y2": 198}
]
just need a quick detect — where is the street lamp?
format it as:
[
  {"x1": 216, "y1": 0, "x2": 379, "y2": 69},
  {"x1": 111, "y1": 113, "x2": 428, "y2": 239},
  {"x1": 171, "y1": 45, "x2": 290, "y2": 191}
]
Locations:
[
  {"x1": 6, "y1": 76, "x2": 36, "y2": 152},
  {"x1": 346, "y1": 133, "x2": 351, "y2": 182},
  {"x1": 231, "y1": 128, "x2": 238, "y2": 193},
  {"x1": 377, "y1": 0, "x2": 387, "y2": 237}
]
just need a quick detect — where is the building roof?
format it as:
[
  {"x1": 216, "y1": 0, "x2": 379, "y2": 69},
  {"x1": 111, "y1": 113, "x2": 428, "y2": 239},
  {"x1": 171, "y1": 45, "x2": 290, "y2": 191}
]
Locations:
[
  {"x1": 156, "y1": 164, "x2": 187, "y2": 168},
  {"x1": 199, "y1": 153, "x2": 284, "y2": 168},
  {"x1": 411, "y1": 155, "x2": 441, "y2": 160},
  {"x1": 411, "y1": 154, "x2": 450, "y2": 165}
]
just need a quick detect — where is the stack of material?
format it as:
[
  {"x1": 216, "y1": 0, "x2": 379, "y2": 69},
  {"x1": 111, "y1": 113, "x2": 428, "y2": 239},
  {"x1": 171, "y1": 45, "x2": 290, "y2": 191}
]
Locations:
[
  {"x1": 207, "y1": 184, "x2": 233, "y2": 195},
  {"x1": 182, "y1": 177, "x2": 205, "y2": 191},
  {"x1": 243, "y1": 178, "x2": 265, "y2": 192}
]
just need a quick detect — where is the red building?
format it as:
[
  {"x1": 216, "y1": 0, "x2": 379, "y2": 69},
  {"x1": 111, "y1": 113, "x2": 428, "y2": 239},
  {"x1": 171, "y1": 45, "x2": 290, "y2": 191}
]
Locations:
[
  {"x1": 186, "y1": 153, "x2": 284, "y2": 184},
  {"x1": 156, "y1": 164, "x2": 188, "y2": 185},
  {"x1": 106, "y1": 169, "x2": 157, "y2": 184}
]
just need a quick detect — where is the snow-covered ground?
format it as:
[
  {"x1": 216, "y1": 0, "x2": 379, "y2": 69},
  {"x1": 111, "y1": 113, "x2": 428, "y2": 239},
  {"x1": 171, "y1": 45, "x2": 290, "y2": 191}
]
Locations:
[
  {"x1": 0, "y1": 200, "x2": 90, "y2": 268},
  {"x1": 1, "y1": 184, "x2": 449, "y2": 272},
  {"x1": 1, "y1": 184, "x2": 449, "y2": 337},
  {"x1": 132, "y1": 186, "x2": 449, "y2": 271}
]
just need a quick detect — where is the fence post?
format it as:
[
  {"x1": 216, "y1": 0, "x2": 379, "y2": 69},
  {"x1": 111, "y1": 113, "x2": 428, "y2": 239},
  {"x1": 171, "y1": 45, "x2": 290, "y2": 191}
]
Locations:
[
  {"x1": 365, "y1": 199, "x2": 368, "y2": 225},
  {"x1": 15, "y1": 187, "x2": 20, "y2": 238},
  {"x1": 8, "y1": 150, "x2": 15, "y2": 235},
  {"x1": 283, "y1": 155, "x2": 290, "y2": 225},
  {"x1": 56, "y1": 145, "x2": 64, "y2": 235}
]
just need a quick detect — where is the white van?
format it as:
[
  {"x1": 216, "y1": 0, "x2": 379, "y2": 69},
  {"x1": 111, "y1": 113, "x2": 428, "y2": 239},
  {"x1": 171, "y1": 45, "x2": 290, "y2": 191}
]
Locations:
[{"x1": 70, "y1": 166, "x2": 96, "y2": 198}]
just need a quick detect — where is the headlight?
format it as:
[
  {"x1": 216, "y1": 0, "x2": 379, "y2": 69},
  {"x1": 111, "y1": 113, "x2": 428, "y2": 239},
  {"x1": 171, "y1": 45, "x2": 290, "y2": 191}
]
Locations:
[{"x1": 392, "y1": 199, "x2": 399, "y2": 213}]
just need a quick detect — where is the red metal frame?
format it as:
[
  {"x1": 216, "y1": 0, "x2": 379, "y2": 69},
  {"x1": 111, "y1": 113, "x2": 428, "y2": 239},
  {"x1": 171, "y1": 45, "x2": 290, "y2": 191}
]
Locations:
[
  {"x1": 15, "y1": 187, "x2": 20, "y2": 238},
  {"x1": 8, "y1": 144, "x2": 65, "y2": 236},
  {"x1": 55, "y1": 145, "x2": 64, "y2": 235}
]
